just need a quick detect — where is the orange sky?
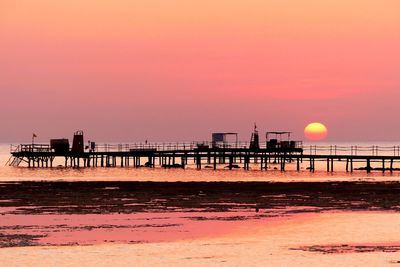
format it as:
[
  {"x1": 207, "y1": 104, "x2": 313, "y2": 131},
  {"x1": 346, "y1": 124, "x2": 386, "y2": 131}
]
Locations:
[{"x1": 1, "y1": 1, "x2": 400, "y2": 141}]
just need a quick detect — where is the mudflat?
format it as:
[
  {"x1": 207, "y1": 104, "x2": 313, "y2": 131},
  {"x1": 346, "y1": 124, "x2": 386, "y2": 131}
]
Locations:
[{"x1": 1, "y1": 181, "x2": 400, "y2": 214}]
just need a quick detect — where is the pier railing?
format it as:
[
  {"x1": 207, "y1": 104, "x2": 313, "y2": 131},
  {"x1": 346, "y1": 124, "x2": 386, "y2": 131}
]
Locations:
[
  {"x1": 93, "y1": 143, "x2": 400, "y2": 157},
  {"x1": 307, "y1": 145, "x2": 400, "y2": 157},
  {"x1": 94, "y1": 142, "x2": 253, "y2": 152},
  {"x1": 11, "y1": 143, "x2": 400, "y2": 157},
  {"x1": 10, "y1": 144, "x2": 51, "y2": 153}
]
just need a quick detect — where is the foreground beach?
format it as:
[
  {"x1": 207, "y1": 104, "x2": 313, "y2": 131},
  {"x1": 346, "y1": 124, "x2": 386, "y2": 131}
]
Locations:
[
  {"x1": 1, "y1": 212, "x2": 400, "y2": 266},
  {"x1": 1, "y1": 181, "x2": 400, "y2": 266}
]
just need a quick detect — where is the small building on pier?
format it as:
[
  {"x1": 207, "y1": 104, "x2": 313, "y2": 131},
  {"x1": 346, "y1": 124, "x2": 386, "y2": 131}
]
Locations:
[
  {"x1": 212, "y1": 132, "x2": 238, "y2": 148},
  {"x1": 266, "y1": 131, "x2": 302, "y2": 153}
]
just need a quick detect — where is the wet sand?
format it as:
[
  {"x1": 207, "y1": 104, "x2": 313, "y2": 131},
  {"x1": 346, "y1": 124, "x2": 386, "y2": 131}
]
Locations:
[{"x1": 1, "y1": 212, "x2": 400, "y2": 266}]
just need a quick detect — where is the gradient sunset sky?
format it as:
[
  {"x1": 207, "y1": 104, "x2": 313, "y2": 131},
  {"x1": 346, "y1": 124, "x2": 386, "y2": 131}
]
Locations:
[{"x1": 1, "y1": 0, "x2": 399, "y2": 142}]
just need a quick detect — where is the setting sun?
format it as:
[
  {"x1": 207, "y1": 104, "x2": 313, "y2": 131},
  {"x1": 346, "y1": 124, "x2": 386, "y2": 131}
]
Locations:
[{"x1": 304, "y1": 122, "x2": 328, "y2": 141}]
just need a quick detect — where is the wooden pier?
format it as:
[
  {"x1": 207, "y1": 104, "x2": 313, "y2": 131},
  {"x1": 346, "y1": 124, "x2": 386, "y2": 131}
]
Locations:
[{"x1": 7, "y1": 142, "x2": 400, "y2": 173}]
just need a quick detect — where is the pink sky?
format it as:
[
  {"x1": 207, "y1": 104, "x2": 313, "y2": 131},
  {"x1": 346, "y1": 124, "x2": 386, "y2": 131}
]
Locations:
[{"x1": 1, "y1": 0, "x2": 400, "y2": 142}]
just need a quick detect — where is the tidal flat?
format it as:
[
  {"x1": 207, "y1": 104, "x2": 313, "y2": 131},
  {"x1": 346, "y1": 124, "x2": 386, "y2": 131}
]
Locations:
[{"x1": 1, "y1": 181, "x2": 400, "y2": 266}]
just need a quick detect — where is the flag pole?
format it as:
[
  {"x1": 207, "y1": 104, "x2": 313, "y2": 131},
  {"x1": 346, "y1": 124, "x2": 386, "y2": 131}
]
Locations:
[
  {"x1": 31, "y1": 133, "x2": 34, "y2": 152},
  {"x1": 32, "y1": 133, "x2": 37, "y2": 147}
]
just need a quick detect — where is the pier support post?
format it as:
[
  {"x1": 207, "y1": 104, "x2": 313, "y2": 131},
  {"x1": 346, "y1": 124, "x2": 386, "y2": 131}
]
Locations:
[
  {"x1": 350, "y1": 159, "x2": 353, "y2": 172},
  {"x1": 390, "y1": 159, "x2": 394, "y2": 173},
  {"x1": 181, "y1": 157, "x2": 185, "y2": 169},
  {"x1": 196, "y1": 153, "x2": 201, "y2": 169},
  {"x1": 313, "y1": 158, "x2": 315, "y2": 172},
  {"x1": 260, "y1": 156, "x2": 264, "y2": 171},
  {"x1": 280, "y1": 156, "x2": 285, "y2": 171},
  {"x1": 327, "y1": 159, "x2": 330, "y2": 172}
]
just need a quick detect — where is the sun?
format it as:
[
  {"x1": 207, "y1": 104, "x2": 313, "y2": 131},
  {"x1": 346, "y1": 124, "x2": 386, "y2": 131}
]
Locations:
[{"x1": 304, "y1": 122, "x2": 328, "y2": 141}]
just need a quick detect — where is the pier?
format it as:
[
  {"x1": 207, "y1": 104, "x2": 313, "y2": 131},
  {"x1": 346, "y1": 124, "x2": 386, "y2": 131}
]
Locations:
[
  {"x1": 7, "y1": 130, "x2": 400, "y2": 173},
  {"x1": 8, "y1": 143, "x2": 400, "y2": 173}
]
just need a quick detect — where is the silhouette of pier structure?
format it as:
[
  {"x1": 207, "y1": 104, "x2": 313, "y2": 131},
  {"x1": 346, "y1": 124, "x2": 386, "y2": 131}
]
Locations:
[{"x1": 7, "y1": 129, "x2": 400, "y2": 173}]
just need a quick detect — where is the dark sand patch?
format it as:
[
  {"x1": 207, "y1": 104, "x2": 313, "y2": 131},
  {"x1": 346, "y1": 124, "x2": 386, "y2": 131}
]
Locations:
[
  {"x1": 292, "y1": 244, "x2": 400, "y2": 254},
  {"x1": 0, "y1": 233, "x2": 46, "y2": 247},
  {"x1": 0, "y1": 181, "x2": 400, "y2": 215}
]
